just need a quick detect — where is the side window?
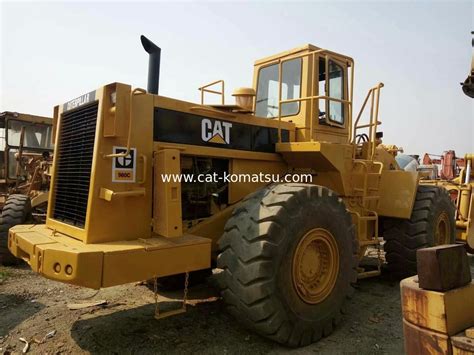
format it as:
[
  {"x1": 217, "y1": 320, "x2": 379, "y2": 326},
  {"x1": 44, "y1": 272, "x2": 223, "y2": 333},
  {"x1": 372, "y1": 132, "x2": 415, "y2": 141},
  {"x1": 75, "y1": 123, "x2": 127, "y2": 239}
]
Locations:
[
  {"x1": 318, "y1": 59, "x2": 345, "y2": 125},
  {"x1": 256, "y1": 64, "x2": 279, "y2": 118},
  {"x1": 256, "y1": 58, "x2": 302, "y2": 118},
  {"x1": 281, "y1": 59, "x2": 301, "y2": 116},
  {"x1": 6, "y1": 120, "x2": 53, "y2": 149},
  {"x1": 328, "y1": 61, "x2": 344, "y2": 124}
]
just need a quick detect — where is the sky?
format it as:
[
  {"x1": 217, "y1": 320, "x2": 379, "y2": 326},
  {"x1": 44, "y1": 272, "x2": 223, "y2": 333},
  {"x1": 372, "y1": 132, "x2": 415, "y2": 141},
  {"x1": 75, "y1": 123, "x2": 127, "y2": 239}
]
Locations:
[{"x1": 1, "y1": 0, "x2": 473, "y2": 156}]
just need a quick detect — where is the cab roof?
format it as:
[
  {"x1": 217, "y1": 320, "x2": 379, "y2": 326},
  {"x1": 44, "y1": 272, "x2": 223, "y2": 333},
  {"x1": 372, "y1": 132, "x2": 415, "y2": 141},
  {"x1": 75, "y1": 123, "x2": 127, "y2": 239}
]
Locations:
[
  {"x1": 0, "y1": 111, "x2": 52, "y2": 124},
  {"x1": 254, "y1": 44, "x2": 353, "y2": 66}
]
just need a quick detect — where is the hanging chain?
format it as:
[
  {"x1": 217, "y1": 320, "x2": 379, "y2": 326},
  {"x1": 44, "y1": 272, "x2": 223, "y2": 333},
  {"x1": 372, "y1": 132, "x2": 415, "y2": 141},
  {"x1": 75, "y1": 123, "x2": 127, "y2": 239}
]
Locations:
[
  {"x1": 154, "y1": 277, "x2": 160, "y2": 317},
  {"x1": 182, "y1": 272, "x2": 189, "y2": 310},
  {"x1": 153, "y1": 272, "x2": 190, "y2": 319}
]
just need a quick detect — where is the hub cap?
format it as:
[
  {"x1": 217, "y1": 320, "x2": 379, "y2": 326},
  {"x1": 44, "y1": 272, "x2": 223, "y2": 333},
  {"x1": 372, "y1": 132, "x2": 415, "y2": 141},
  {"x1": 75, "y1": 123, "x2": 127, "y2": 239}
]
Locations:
[
  {"x1": 292, "y1": 228, "x2": 339, "y2": 304},
  {"x1": 435, "y1": 212, "x2": 450, "y2": 245}
]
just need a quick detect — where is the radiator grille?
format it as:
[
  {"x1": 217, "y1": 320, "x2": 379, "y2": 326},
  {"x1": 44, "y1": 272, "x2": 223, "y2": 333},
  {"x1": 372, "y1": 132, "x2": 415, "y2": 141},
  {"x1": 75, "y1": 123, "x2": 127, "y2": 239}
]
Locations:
[{"x1": 52, "y1": 102, "x2": 98, "y2": 228}]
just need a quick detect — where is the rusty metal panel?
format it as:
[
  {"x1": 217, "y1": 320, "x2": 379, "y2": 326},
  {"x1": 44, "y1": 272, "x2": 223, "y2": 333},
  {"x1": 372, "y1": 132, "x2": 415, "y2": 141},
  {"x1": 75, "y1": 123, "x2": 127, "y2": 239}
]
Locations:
[
  {"x1": 401, "y1": 277, "x2": 474, "y2": 336},
  {"x1": 403, "y1": 319, "x2": 452, "y2": 355}
]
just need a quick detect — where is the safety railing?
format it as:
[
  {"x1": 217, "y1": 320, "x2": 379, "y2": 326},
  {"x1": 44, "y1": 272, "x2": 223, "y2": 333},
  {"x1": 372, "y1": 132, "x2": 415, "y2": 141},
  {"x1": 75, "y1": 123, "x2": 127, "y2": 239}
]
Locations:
[
  {"x1": 352, "y1": 83, "x2": 384, "y2": 160},
  {"x1": 198, "y1": 80, "x2": 225, "y2": 105},
  {"x1": 275, "y1": 49, "x2": 355, "y2": 143}
]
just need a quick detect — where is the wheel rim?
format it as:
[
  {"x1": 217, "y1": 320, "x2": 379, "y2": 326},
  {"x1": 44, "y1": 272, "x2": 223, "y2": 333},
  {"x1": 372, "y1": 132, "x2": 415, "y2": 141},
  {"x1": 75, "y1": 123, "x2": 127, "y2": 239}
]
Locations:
[
  {"x1": 292, "y1": 228, "x2": 339, "y2": 304},
  {"x1": 435, "y1": 212, "x2": 450, "y2": 245}
]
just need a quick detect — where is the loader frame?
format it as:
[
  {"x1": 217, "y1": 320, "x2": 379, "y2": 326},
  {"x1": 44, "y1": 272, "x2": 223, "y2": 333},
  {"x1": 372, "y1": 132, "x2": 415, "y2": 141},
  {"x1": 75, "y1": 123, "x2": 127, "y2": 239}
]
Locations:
[{"x1": 8, "y1": 44, "x2": 421, "y2": 289}]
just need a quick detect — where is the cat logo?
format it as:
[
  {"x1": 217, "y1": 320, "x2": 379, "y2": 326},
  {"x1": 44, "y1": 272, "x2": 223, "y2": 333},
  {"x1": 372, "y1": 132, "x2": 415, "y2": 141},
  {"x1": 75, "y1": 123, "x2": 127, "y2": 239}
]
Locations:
[
  {"x1": 201, "y1": 118, "x2": 232, "y2": 144},
  {"x1": 112, "y1": 146, "x2": 137, "y2": 183}
]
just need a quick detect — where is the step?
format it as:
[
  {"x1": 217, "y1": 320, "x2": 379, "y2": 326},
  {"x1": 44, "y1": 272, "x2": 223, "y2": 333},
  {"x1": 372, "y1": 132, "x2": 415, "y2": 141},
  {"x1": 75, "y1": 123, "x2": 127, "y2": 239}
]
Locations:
[
  {"x1": 363, "y1": 195, "x2": 380, "y2": 200},
  {"x1": 358, "y1": 269, "x2": 381, "y2": 279},
  {"x1": 359, "y1": 216, "x2": 378, "y2": 221},
  {"x1": 359, "y1": 239, "x2": 380, "y2": 246}
]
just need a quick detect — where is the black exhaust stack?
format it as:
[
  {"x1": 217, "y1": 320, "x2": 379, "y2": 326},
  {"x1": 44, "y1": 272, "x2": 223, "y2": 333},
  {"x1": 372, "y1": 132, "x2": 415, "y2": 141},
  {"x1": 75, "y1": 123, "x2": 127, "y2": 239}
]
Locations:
[{"x1": 140, "y1": 35, "x2": 161, "y2": 95}]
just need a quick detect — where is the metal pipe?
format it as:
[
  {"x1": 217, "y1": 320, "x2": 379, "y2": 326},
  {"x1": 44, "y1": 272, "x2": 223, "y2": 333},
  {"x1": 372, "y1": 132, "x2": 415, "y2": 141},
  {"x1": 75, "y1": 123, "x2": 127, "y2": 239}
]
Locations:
[
  {"x1": 140, "y1": 35, "x2": 161, "y2": 95},
  {"x1": 348, "y1": 61, "x2": 354, "y2": 143},
  {"x1": 465, "y1": 159, "x2": 472, "y2": 184},
  {"x1": 309, "y1": 53, "x2": 315, "y2": 141},
  {"x1": 324, "y1": 55, "x2": 329, "y2": 124},
  {"x1": 278, "y1": 60, "x2": 282, "y2": 143}
]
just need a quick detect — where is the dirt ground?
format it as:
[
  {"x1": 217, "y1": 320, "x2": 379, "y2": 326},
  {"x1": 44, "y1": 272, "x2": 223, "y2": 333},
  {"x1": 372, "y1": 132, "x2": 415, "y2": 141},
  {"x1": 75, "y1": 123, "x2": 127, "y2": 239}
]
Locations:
[{"x1": 1, "y1": 257, "x2": 473, "y2": 355}]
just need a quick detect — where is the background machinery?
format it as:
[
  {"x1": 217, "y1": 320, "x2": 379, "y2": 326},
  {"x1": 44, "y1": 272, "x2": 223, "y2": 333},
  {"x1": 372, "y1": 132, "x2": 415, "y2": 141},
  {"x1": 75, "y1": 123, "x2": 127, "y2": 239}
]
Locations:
[
  {"x1": 7, "y1": 36, "x2": 455, "y2": 347},
  {"x1": 420, "y1": 150, "x2": 466, "y2": 180},
  {"x1": 418, "y1": 154, "x2": 474, "y2": 253},
  {"x1": 461, "y1": 31, "x2": 474, "y2": 98},
  {"x1": 0, "y1": 111, "x2": 53, "y2": 264}
]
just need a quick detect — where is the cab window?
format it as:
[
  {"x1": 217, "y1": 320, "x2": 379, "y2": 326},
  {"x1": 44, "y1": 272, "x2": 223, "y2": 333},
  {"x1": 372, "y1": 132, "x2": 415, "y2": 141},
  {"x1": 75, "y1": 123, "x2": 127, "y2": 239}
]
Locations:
[
  {"x1": 7, "y1": 120, "x2": 53, "y2": 150},
  {"x1": 256, "y1": 58, "x2": 302, "y2": 118},
  {"x1": 319, "y1": 59, "x2": 345, "y2": 125}
]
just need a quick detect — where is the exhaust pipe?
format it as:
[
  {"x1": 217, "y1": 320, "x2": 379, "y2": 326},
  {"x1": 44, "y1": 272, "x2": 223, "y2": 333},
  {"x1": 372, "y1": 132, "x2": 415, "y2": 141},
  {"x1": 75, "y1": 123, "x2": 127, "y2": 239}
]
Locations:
[{"x1": 140, "y1": 35, "x2": 161, "y2": 95}]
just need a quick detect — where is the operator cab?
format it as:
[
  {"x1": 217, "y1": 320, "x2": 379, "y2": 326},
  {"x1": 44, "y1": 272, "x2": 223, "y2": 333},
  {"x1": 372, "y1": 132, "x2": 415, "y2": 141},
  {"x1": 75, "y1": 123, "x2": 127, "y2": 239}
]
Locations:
[
  {"x1": 0, "y1": 112, "x2": 53, "y2": 188},
  {"x1": 252, "y1": 44, "x2": 352, "y2": 144}
]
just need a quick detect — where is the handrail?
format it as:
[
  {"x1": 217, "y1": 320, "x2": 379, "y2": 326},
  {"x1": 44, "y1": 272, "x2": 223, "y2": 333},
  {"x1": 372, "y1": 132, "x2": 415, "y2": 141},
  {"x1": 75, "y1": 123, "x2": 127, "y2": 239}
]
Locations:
[
  {"x1": 280, "y1": 96, "x2": 350, "y2": 104},
  {"x1": 198, "y1": 80, "x2": 225, "y2": 105},
  {"x1": 352, "y1": 82, "x2": 384, "y2": 160},
  {"x1": 356, "y1": 121, "x2": 382, "y2": 129},
  {"x1": 105, "y1": 88, "x2": 147, "y2": 159},
  {"x1": 275, "y1": 49, "x2": 355, "y2": 143}
]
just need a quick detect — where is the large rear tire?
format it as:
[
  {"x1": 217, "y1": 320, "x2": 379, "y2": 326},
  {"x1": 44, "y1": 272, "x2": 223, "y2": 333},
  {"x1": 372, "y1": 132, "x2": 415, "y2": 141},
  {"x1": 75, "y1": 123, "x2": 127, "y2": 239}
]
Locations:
[
  {"x1": 382, "y1": 185, "x2": 455, "y2": 279},
  {"x1": 216, "y1": 184, "x2": 358, "y2": 347},
  {"x1": 0, "y1": 194, "x2": 32, "y2": 265}
]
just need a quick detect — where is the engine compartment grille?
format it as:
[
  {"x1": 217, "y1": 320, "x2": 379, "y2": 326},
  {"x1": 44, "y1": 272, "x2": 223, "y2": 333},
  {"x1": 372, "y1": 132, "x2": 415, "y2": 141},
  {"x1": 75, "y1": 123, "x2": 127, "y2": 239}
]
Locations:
[{"x1": 52, "y1": 102, "x2": 98, "y2": 228}]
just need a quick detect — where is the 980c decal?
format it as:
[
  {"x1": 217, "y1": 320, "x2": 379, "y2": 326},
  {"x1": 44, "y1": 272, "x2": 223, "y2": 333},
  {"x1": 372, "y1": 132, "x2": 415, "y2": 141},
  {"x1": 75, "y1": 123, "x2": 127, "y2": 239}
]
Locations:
[{"x1": 112, "y1": 146, "x2": 137, "y2": 183}]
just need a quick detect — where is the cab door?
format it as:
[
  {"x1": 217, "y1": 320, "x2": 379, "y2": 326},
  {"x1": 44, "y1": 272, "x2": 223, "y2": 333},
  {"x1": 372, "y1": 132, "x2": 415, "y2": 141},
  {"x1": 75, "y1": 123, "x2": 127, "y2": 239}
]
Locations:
[{"x1": 314, "y1": 56, "x2": 350, "y2": 144}]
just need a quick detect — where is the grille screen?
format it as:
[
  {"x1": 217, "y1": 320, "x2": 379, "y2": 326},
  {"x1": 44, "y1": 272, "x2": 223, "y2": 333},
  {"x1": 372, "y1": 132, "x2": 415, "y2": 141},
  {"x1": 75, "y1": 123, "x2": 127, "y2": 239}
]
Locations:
[{"x1": 52, "y1": 102, "x2": 98, "y2": 228}]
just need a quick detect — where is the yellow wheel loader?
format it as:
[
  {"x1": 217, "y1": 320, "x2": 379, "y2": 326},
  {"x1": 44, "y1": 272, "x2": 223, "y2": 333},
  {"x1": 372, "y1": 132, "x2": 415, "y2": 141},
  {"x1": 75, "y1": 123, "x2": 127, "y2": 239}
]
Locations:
[
  {"x1": 0, "y1": 111, "x2": 53, "y2": 265},
  {"x1": 8, "y1": 36, "x2": 455, "y2": 347}
]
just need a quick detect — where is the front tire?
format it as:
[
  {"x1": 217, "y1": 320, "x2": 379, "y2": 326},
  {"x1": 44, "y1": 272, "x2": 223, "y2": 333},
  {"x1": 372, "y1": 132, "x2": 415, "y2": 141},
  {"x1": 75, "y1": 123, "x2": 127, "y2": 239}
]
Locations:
[
  {"x1": 216, "y1": 184, "x2": 358, "y2": 347},
  {"x1": 0, "y1": 194, "x2": 32, "y2": 265},
  {"x1": 382, "y1": 186, "x2": 455, "y2": 279}
]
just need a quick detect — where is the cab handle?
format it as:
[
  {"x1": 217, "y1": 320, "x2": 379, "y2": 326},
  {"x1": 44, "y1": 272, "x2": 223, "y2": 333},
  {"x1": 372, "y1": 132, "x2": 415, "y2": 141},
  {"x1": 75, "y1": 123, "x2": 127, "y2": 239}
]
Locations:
[
  {"x1": 99, "y1": 187, "x2": 146, "y2": 202},
  {"x1": 137, "y1": 155, "x2": 147, "y2": 184}
]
